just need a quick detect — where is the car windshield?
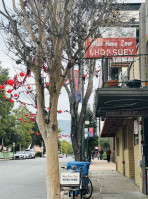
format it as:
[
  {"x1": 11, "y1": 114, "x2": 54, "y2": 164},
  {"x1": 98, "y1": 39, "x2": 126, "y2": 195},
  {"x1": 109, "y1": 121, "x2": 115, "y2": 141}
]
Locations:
[
  {"x1": 16, "y1": 151, "x2": 24, "y2": 154},
  {"x1": 24, "y1": 151, "x2": 30, "y2": 154},
  {"x1": 25, "y1": 149, "x2": 34, "y2": 152}
]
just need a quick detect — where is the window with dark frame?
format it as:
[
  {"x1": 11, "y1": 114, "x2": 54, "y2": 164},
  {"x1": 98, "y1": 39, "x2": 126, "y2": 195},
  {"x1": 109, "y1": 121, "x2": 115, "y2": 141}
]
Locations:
[
  {"x1": 134, "y1": 134, "x2": 139, "y2": 145},
  {"x1": 134, "y1": 120, "x2": 139, "y2": 145},
  {"x1": 111, "y1": 68, "x2": 119, "y2": 80}
]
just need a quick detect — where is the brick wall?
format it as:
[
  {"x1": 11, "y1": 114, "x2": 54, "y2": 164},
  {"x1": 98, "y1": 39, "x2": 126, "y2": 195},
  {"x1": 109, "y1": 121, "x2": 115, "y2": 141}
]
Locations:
[
  {"x1": 134, "y1": 118, "x2": 143, "y2": 191},
  {"x1": 134, "y1": 145, "x2": 140, "y2": 186},
  {"x1": 116, "y1": 128, "x2": 124, "y2": 174},
  {"x1": 124, "y1": 150, "x2": 129, "y2": 177},
  {"x1": 116, "y1": 120, "x2": 135, "y2": 178},
  {"x1": 127, "y1": 120, "x2": 135, "y2": 178},
  {"x1": 110, "y1": 137, "x2": 116, "y2": 163}
]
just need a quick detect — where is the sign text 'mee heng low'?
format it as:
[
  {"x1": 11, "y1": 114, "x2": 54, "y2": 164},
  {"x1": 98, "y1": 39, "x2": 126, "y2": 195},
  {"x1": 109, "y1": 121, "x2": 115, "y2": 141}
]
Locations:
[{"x1": 85, "y1": 38, "x2": 136, "y2": 58}]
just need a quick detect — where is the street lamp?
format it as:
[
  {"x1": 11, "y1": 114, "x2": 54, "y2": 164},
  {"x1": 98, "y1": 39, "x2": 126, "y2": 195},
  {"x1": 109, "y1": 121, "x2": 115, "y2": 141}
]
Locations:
[
  {"x1": 84, "y1": 121, "x2": 90, "y2": 161},
  {"x1": 85, "y1": 121, "x2": 90, "y2": 125},
  {"x1": 13, "y1": 142, "x2": 15, "y2": 155},
  {"x1": 84, "y1": 128, "x2": 88, "y2": 160}
]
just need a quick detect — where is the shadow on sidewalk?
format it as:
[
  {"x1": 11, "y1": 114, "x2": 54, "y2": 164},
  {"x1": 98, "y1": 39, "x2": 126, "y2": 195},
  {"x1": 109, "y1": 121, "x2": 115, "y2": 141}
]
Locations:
[{"x1": 90, "y1": 158, "x2": 116, "y2": 171}]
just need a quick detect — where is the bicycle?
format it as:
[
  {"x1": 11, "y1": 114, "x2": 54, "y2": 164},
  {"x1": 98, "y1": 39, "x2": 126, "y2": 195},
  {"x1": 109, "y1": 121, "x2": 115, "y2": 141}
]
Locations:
[{"x1": 60, "y1": 163, "x2": 93, "y2": 199}]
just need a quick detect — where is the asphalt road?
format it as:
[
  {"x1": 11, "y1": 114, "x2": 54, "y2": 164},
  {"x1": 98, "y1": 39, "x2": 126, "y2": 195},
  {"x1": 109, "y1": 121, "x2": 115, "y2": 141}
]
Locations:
[{"x1": 0, "y1": 156, "x2": 73, "y2": 199}]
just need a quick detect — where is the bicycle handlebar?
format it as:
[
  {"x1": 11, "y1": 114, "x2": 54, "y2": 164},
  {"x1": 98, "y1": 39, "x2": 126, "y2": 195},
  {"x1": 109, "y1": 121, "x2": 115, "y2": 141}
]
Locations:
[{"x1": 61, "y1": 164, "x2": 88, "y2": 173}]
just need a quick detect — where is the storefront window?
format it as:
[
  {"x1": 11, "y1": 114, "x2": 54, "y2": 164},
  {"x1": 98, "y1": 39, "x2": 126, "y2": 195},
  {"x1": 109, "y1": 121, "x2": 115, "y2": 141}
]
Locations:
[
  {"x1": 134, "y1": 134, "x2": 139, "y2": 145},
  {"x1": 134, "y1": 120, "x2": 139, "y2": 145},
  {"x1": 111, "y1": 68, "x2": 118, "y2": 80}
]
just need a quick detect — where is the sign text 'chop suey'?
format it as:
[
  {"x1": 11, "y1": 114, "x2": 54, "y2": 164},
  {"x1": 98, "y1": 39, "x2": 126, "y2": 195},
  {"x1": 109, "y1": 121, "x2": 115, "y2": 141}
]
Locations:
[{"x1": 85, "y1": 38, "x2": 136, "y2": 58}]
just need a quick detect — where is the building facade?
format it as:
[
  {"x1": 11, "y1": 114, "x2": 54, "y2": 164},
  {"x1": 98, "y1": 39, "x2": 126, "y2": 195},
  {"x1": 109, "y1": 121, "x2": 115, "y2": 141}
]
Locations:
[{"x1": 95, "y1": 1, "x2": 148, "y2": 195}]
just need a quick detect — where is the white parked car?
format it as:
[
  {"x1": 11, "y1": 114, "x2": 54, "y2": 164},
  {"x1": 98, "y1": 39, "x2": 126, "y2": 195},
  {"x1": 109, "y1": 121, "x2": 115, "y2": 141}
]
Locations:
[
  {"x1": 13, "y1": 151, "x2": 26, "y2": 159},
  {"x1": 23, "y1": 151, "x2": 32, "y2": 159},
  {"x1": 43, "y1": 153, "x2": 46, "y2": 157},
  {"x1": 25, "y1": 149, "x2": 35, "y2": 158}
]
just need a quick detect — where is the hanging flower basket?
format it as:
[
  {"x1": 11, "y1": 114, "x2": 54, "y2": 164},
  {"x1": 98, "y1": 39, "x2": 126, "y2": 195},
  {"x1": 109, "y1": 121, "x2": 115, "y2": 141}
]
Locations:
[{"x1": 106, "y1": 80, "x2": 118, "y2": 87}]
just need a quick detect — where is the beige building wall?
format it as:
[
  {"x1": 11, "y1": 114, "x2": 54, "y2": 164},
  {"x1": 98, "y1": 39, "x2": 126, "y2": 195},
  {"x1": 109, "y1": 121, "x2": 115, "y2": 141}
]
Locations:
[
  {"x1": 115, "y1": 119, "x2": 143, "y2": 191},
  {"x1": 129, "y1": 49, "x2": 140, "y2": 80},
  {"x1": 124, "y1": 149, "x2": 129, "y2": 177},
  {"x1": 133, "y1": 117, "x2": 143, "y2": 191},
  {"x1": 127, "y1": 120, "x2": 135, "y2": 178},
  {"x1": 116, "y1": 120, "x2": 135, "y2": 178},
  {"x1": 116, "y1": 127, "x2": 124, "y2": 175}
]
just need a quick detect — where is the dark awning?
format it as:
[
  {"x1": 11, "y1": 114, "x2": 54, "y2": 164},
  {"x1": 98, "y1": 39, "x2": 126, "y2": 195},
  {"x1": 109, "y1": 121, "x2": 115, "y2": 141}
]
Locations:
[
  {"x1": 101, "y1": 118, "x2": 124, "y2": 137},
  {"x1": 95, "y1": 87, "x2": 148, "y2": 137},
  {"x1": 95, "y1": 87, "x2": 148, "y2": 118}
]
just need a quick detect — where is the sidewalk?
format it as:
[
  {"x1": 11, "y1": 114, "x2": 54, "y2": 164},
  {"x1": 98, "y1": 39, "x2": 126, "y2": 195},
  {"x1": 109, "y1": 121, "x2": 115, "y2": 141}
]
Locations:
[{"x1": 62, "y1": 158, "x2": 148, "y2": 199}]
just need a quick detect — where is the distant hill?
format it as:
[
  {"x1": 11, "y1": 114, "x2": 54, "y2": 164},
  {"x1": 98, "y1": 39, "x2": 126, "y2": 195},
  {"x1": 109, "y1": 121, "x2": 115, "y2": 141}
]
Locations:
[{"x1": 58, "y1": 120, "x2": 71, "y2": 142}]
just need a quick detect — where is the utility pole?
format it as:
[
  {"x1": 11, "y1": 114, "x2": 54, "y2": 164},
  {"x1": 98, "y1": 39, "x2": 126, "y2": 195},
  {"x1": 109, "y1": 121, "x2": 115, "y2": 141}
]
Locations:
[
  {"x1": 13, "y1": 142, "x2": 15, "y2": 155},
  {"x1": 84, "y1": 121, "x2": 90, "y2": 161}
]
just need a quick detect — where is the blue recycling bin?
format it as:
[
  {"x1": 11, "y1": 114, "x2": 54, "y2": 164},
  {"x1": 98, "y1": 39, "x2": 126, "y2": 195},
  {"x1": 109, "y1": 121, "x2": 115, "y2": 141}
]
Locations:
[{"x1": 67, "y1": 161, "x2": 91, "y2": 175}]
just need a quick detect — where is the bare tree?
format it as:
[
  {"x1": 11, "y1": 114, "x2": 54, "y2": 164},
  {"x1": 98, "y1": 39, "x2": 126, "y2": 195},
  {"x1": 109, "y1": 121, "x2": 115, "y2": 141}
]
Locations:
[
  {"x1": 64, "y1": 59, "x2": 97, "y2": 161},
  {"x1": 0, "y1": 0, "x2": 119, "y2": 198}
]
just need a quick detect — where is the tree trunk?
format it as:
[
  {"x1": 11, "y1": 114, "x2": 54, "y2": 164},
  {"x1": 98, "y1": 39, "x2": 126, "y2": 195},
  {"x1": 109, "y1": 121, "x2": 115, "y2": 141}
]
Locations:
[
  {"x1": 69, "y1": 61, "x2": 95, "y2": 162},
  {"x1": 71, "y1": 130, "x2": 81, "y2": 161},
  {"x1": 71, "y1": 116, "x2": 82, "y2": 161},
  {"x1": 71, "y1": 101, "x2": 90, "y2": 161},
  {"x1": 2, "y1": 138, "x2": 5, "y2": 159},
  {"x1": 45, "y1": 130, "x2": 60, "y2": 199},
  {"x1": 19, "y1": 142, "x2": 21, "y2": 151},
  {"x1": 34, "y1": 67, "x2": 62, "y2": 199}
]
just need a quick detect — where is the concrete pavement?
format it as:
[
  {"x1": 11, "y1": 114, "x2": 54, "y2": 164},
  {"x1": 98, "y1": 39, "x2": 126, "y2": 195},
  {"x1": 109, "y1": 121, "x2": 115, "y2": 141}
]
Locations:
[{"x1": 62, "y1": 158, "x2": 148, "y2": 199}]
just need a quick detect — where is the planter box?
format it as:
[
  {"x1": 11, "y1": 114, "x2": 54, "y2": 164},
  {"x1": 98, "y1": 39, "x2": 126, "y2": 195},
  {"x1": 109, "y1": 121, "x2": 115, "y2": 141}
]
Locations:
[
  {"x1": 106, "y1": 80, "x2": 118, "y2": 87},
  {"x1": 145, "y1": 81, "x2": 148, "y2": 87}
]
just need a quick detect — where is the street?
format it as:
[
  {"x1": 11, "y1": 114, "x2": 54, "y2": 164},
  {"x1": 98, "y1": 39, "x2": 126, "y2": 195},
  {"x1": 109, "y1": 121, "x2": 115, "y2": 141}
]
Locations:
[{"x1": 0, "y1": 157, "x2": 73, "y2": 199}]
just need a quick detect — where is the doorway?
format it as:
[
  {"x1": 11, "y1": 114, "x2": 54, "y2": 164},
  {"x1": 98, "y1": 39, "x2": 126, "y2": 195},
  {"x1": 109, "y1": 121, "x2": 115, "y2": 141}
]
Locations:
[{"x1": 142, "y1": 117, "x2": 148, "y2": 194}]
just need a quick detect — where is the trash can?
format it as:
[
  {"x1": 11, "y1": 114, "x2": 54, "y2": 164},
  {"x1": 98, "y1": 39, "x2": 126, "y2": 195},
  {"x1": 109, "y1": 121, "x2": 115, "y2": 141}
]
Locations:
[{"x1": 67, "y1": 161, "x2": 91, "y2": 175}]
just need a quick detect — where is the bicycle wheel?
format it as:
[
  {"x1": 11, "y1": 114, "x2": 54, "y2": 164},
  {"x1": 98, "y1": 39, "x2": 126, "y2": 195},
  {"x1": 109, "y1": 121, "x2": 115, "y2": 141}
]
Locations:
[{"x1": 82, "y1": 177, "x2": 93, "y2": 199}]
